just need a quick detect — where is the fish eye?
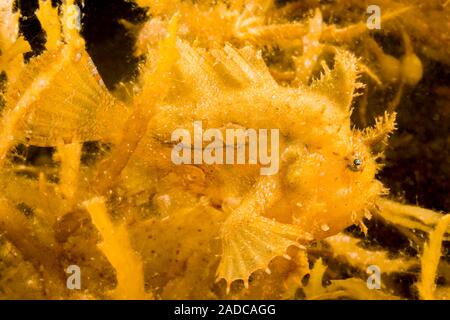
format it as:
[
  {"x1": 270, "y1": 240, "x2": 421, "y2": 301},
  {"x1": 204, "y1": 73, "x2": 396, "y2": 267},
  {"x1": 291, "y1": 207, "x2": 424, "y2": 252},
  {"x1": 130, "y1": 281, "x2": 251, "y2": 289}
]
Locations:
[{"x1": 348, "y1": 158, "x2": 362, "y2": 172}]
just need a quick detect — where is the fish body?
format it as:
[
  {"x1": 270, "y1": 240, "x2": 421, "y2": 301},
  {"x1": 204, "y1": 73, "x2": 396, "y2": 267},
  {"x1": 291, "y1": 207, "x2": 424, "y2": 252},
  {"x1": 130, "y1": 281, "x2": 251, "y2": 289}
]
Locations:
[{"x1": 128, "y1": 40, "x2": 385, "y2": 285}]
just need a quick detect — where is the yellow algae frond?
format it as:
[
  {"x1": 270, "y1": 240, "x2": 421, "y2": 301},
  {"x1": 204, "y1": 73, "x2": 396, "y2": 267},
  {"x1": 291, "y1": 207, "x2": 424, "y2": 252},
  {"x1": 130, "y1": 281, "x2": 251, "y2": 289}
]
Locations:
[
  {"x1": 325, "y1": 233, "x2": 416, "y2": 274},
  {"x1": 377, "y1": 199, "x2": 450, "y2": 236},
  {"x1": 0, "y1": 0, "x2": 30, "y2": 80},
  {"x1": 54, "y1": 141, "x2": 82, "y2": 200},
  {"x1": 36, "y1": 0, "x2": 62, "y2": 51},
  {"x1": 138, "y1": 13, "x2": 179, "y2": 105},
  {"x1": 84, "y1": 197, "x2": 150, "y2": 300},
  {"x1": 315, "y1": 278, "x2": 400, "y2": 300},
  {"x1": 0, "y1": 196, "x2": 66, "y2": 296},
  {"x1": 61, "y1": 0, "x2": 83, "y2": 47},
  {"x1": 417, "y1": 214, "x2": 450, "y2": 300},
  {"x1": 0, "y1": 38, "x2": 30, "y2": 77},
  {"x1": 0, "y1": 0, "x2": 20, "y2": 50},
  {"x1": 303, "y1": 258, "x2": 327, "y2": 299},
  {"x1": 291, "y1": 9, "x2": 323, "y2": 86}
]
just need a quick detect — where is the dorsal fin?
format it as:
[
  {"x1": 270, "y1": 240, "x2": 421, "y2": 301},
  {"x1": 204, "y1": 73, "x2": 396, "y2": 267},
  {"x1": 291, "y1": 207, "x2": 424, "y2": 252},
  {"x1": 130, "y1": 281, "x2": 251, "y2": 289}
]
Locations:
[
  {"x1": 166, "y1": 40, "x2": 276, "y2": 104},
  {"x1": 161, "y1": 40, "x2": 219, "y2": 104},
  {"x1": 210, "y1": 44, "x2": 276, "y2": 88}
]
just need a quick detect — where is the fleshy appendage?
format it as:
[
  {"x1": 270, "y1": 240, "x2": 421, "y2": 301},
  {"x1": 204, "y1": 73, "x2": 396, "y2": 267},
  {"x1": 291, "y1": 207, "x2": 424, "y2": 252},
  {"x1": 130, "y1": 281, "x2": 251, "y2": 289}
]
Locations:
[{"x1": 216, "y1": 176, "x2": 313, "y2": 290}]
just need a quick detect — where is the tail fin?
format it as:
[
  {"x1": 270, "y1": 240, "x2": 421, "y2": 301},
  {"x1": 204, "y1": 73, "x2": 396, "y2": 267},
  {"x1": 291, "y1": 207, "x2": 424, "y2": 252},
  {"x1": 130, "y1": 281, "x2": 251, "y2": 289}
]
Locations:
[{"x1": 3, "y1": 48, "x2": 128, "y2": 147}]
